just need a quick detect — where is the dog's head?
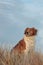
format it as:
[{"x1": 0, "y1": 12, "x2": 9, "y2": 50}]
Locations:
[{"x1": 24, "y1": 27, "x2": 37, "y2": 37}]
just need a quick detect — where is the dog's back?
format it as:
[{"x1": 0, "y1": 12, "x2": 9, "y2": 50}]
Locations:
[{"x1": 11, "y1": 39, "x2": 26, "y2": 54}]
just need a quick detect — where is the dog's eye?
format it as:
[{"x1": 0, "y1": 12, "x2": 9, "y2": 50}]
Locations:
[{"x1": 26, "y1": 32, "x2": 30, "y2": 35}]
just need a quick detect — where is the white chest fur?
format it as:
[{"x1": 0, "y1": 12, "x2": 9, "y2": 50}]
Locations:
[{"x1": 24, "y1": 35, "x2": 35, "y2": 54}]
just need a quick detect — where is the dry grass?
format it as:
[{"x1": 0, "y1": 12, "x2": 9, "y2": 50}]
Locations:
[{"x1": 0, "y1": 48, "x2": 43, "y2": 65}]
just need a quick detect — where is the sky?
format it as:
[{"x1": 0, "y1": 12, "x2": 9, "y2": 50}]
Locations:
[{"x1": 0, "y1": 0, "x2": 43, "y2": 52}]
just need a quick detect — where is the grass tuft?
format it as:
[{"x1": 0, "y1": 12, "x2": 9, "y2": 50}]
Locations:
[{"x1": 0, "y1": 48, "x2": 43, "y2": 65}]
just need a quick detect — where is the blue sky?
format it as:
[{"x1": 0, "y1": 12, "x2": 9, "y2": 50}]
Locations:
[{"x1": 0, "y1": 0, "x2": 43, "y2": 52}]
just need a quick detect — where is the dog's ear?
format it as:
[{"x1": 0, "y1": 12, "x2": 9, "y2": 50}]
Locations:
[
  {"x1": 31, "y1": 27, "x2": 37, "y2": 35},
  {"x1": 24, "y1": 27, "x2": 29, "y2": 34},
  {"x1": 32, "y1": 27, "x2": 37, "y2": 35}
]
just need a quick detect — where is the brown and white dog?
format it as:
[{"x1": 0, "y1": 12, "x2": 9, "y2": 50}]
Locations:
[
  {"x1": 11, "y1": 27, "x2": 37, "y2": 65},
  {"x1": 11, "y1": 27, "x2": 37, "y2": 54}
]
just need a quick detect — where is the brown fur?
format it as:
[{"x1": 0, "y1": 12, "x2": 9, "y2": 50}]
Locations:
[{"x1": 11, "y1": 39, "x2": 26, "y2": 53}]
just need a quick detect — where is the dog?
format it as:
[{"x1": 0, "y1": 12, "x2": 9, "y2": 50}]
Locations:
[
  {"x1": 11, "y1": 27, "x2": 37, "y2": 54},
  {"x1": 11, "y1": 27, "x2": 37, "y2": 65}
]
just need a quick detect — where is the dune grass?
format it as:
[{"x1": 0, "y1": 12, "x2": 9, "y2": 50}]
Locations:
[{"x1": 0, "y1": 48, "x2": 43, "y2": 65}]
